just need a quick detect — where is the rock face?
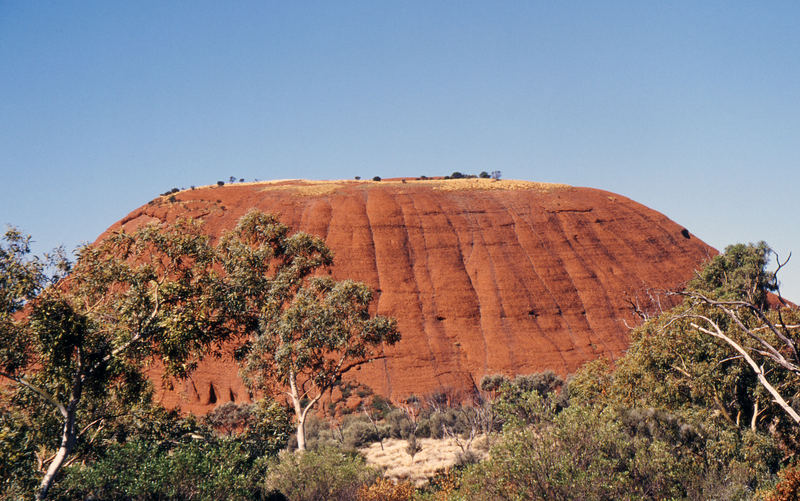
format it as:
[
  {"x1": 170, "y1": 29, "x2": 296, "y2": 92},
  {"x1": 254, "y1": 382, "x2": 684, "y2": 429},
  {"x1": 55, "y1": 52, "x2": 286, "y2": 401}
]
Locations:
[{"x1": 105, "y1": 178, "x2": 715, "y2": 413}]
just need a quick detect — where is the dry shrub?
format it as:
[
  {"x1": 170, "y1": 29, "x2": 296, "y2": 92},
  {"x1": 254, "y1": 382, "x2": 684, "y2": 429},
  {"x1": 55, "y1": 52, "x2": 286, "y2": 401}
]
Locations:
[
  {"x1": 764, "y1": 465, "x2": 800, "y2": 501},
  {"x1": 419, "y1": 469, "x2": 461, "y2": 501},
  {"x1": 358, "y1": 478, "x2": 416, "y2": 501}
]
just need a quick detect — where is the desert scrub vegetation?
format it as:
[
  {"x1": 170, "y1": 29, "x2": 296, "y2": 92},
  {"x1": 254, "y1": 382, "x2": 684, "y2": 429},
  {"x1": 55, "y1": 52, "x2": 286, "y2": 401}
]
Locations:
[{"x1": 2, "y1": 216, "x2": 799, "y2": 500}]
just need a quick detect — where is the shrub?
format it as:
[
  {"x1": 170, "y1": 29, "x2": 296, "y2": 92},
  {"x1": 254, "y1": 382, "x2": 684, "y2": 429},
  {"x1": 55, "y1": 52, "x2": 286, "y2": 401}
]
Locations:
[
  {"x1": 406, "y1": 433, "x2": 422, "y2": 462},
  {"x1": 512, "y1": 371, "x2": 564, "y2": 396},
  {"x1": 372, "y1": 176, "x2": 381, "y2": 182},
  {"x1": 370, "y1": 395, "x2": 394, "y2": 418},
  {"x1": 217, "y1": 181, "x2": 224, "y2": 186},
  {"x1": 385, "y1": 408, "x2": 415, "y2": 438},
  {"x1": 288, "y1": 414, "x2": 340, "y2": 450},
  {"x1": 53, "y1": 438, "x2": 262, "y2": 501},
  {"x1": 479, "y1": 171, "x2": 490, "y2": 178},
  {"x1": 763, "y1": 464, "x2": 800, "y2": 501},
  {"x1": 358, "y1": 478, "x2": 415, "y2": 501},
  {"x1": 264, "y1": 447, "x2": 379, "y2": 501},
  {"x1": 479, "y1": 374, "x2": 509, "y2": 392},
  {"x1": 452, "y1": 403, "x2": 778, "y2": 500},
  {"x1": 341, "y1": 416, "x2": 383, "y2": 449},
  {"x1": 0, "y1": 409, "x2": 38, "y2": 499}
]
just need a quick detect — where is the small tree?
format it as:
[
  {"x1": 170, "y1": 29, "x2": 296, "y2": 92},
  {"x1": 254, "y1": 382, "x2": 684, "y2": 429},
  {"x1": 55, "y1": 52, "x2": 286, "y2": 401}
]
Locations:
[
  {"x1": 218, "y1": 210, "x2": 400, "y2": 451},
  {"x1": 405, "y1": 433, "x2": 421, "y2": 464},
  {"x1": 242, "y1": 278, "x2": 399, "y2": 450}
]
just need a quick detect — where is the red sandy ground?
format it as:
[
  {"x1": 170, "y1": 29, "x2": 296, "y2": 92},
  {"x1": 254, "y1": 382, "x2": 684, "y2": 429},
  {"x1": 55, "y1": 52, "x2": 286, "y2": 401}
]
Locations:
[{"x1": 102, "y1": 178, "x2": 716, "y2": 414}]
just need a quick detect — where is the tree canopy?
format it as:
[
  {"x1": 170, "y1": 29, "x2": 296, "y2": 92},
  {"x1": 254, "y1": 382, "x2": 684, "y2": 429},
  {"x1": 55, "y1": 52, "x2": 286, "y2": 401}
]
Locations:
[
  {"x1": 0, "y1": 220, "x2": 235, "y2": 499},
  {"x1": 218, "y1": 210, "x2": 400, "y2": 450},
  {"x1": 1, "y1": 209, "x2": 401, "y2": 499}
]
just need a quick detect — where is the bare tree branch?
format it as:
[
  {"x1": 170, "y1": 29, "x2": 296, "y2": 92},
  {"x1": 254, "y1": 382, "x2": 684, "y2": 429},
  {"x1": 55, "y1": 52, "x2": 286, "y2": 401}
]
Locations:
[{"x1": 689, "y1": 316, "x2": 800, "y2": 424}]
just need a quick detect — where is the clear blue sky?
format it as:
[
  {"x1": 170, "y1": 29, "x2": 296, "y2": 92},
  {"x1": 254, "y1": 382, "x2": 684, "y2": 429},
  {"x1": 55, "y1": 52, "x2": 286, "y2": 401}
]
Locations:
[{"x1": 1, "y1": 1, "x2": 798, "y2": 300}]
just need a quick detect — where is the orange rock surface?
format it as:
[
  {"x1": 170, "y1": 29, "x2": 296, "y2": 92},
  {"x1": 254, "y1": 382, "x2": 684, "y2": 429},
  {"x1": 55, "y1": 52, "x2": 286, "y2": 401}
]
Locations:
[{"x1": 103, "y1": 178, "x2": 716, "y2": 413}]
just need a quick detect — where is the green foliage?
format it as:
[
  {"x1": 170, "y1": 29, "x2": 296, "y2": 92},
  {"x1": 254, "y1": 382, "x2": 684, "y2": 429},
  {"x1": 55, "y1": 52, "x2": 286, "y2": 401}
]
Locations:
[
  {"x1": 205, "y1": 399, "x2": 293, "y2": 456},
  {"x1": 0, "y1": 219, "x2": 245, "y2": 498},
  {"x1": 605, "y1": 250, "x2": 800, "y2": 445},
  {"x1": 0, "y1": 405, "x2": 39, "y2": 499},
  {"x1": 263, "y1": 447, "x2": 379, "y2": 501},
  {"x1": 245, "y1": 277, "x2": 402, "y2": 393},
  {"x1": 226, "y1": 212, "x2": 400, "y2": 449},
  {"x1": 340, "y1": 415, "x2": 384, "y2": 449},
  {"x1": 690, "y1": 241, "x2": 777, "y2": 307},
  {"x1": 453, "y1": 403, "x2": 778, "y2": 500},
  {"x1": 0, "y1": 227, "x2": 58, "y2": 382},
  {"x1": 52, "y1": 438, "x2": 263, "y2": 501}
]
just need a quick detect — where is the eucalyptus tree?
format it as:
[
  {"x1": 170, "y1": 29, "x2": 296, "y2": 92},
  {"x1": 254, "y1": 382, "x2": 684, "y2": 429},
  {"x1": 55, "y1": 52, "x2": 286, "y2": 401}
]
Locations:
[
  {"x1": 219, "y1": 210, "x2": 400, "y2": 450},
  {"x1": 611, "y1": 243, "x2": 800, "y2": 441},
  {"x1": 0, "y1": 220, "x2": 233, "y2": 500}
]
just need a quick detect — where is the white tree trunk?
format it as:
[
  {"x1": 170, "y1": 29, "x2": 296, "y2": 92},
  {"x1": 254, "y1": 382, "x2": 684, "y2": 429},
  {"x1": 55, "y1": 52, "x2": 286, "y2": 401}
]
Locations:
[
  {"x1": 296, "y1": 410, "x2": 307, "y2": 451},
  {"x1": 692, "y1": 320, "x2": 800, "y2": 425},
  {"x1": 37, "y1": 406, "x2": 76, "y2": 500}
]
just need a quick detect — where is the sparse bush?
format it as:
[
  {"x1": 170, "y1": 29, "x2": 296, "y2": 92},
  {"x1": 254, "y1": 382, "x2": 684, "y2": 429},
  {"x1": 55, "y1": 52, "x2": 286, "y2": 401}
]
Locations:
[
  {"x1": 342, "y1": 416, "x2": 383, "y2": 449},
  {"x1": 454, "y1": 449, "x2": 481, "y2": 468},
  {"x1": 264, "y1": 447, "x2": 379, "y2": 501},
  {"x1": 406, "y1": 434, "x2": 422, "y2": 463},
  {"x1": 513, "y1": 370, "x2": 563, "y2": 396},
  {"x1": 370, "y1": 395, "x2": 394, "y2": 418},
  {"x1": 479, "y1": 374, "x2": 509, "y2": 393},
  {"x1": 385, "y1": 408, "x2": 415, "y2": 438}
]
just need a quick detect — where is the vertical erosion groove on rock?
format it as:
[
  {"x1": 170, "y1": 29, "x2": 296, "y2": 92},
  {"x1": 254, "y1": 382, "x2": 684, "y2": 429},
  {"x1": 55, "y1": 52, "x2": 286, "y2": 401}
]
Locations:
[{"x1": 102, "y1": 179, "x2": 716, "y2": 412}]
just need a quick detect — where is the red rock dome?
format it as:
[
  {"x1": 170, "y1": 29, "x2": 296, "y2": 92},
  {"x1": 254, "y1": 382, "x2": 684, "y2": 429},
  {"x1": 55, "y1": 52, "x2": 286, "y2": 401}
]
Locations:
[{"x1": 104, "y1": 178, "x2": 715, "y2": 413}]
